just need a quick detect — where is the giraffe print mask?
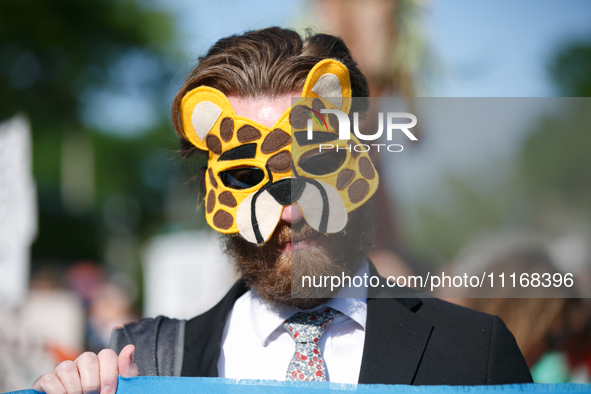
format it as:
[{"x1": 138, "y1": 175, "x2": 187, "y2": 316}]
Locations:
[{"x1": 180, "y1": 59, "x2": 379, "y2": 244}]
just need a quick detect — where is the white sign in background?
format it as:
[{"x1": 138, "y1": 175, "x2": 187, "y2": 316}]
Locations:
[
  {"x1": 142, "y1": 231, "x2": 238, "y2": 319},
  {"x1": 0, "y1": 114, "x2": 37, "y2": 309}
]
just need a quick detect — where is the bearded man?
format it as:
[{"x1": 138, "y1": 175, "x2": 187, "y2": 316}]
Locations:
[{"x1": 33, "y1": 28, "x2": 532, "y2": 394}]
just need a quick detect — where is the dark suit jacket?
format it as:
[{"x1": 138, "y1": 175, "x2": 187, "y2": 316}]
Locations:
[{"x1": 181, "y1": 264, "x2": 533, "y2": 385}]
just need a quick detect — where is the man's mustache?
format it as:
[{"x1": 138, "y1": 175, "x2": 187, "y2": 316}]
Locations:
[{"x1": 273, "y1": 219, "x2": 320, "y2": 247}]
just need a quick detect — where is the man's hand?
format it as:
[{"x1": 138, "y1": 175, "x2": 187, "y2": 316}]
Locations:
[{"x1": 32, "y1": 344, "x2": 139, "y2": 394}]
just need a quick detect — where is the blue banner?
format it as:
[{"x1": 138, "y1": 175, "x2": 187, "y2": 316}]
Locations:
[{"x1": 8, "y1": 377, "x2": 590, "y2": 394}]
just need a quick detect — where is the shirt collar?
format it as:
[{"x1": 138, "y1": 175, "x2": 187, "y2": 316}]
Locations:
[{"x1": 249, "y1": 260, "x2": 369, "y2": 346}]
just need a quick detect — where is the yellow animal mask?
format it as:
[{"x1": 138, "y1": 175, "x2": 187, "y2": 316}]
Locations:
[{"x1": 180, "y1": 59, "x2": 379, "y2": 244}]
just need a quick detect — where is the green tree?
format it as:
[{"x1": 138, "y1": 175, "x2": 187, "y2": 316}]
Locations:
[
  {"x1": 404, "y1": 36, "x2": 591, "y2": 261},
  {"x1": 519, "y1": 37, "x2": 591, "y2": 222},
  {"x1": 548, "y1": 38, "x2": 591, "y2": 97},
  {"x1": 0, "y1": 0, "x2": 200, "y2": 268},
  {"x1": 0, "y1": 0, "x2": 176, "y2": 125}
]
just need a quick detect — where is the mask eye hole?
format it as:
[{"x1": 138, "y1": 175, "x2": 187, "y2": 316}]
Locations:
[
  {"x1": 219, "y1": 167, "x2": 265, "y2": 190},
  {"x1": 298, "y1": 149, "x2": 347, "y2": 176}
]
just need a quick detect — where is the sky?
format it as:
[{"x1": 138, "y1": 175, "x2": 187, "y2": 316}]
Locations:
[
  {"x1": 425, "y1": 0, "x2": 591, "y2": 97},
  {"x1": 90, "y1": 0, "x2": 591, "y2": 141},
  {"x1": 156, "y1": 0, "x2": 591, "y2": 97},
  {"x1": 105, "y1": 0, "x2": 591, "y2": 136}
]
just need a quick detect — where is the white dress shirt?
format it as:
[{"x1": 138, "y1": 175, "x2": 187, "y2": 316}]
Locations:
[{"x1": 217, "y1": 261, "x2": 369, "y2": 383}]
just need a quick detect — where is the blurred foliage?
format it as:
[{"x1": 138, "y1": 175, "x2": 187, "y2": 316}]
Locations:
[
  {"x1": 0, "y1": 0, "x2": 208, "y2": 274},
  {"x1": 403, "y1": 171, "x2": 526, "y2": 262},
  {"x1": 519, "y1": 100, "x2": 591, "y2": 219},
  {"x1": 404, "y1": 36, "x2": 591, "y2": 262},
  {"x1": 392, "y1": 0, "x2": 436, "y2": 96},
  {"x1": 548, "y1": 37, "x2": 591, "y2": 97},
  {"x1": 519, "y1": 37, "x2": 591, "y2": 227},
  {"x1": 0, "y1": 0, "x2": 175, "y2": 124}
]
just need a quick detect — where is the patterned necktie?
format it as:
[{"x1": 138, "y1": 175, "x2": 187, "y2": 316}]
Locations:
[{"x1": 282, "y1": 307, "x2": 343, "y2": 381}]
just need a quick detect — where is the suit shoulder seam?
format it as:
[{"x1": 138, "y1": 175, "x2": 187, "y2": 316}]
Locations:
[{"x1": 485, "y1": 314, "x2": 496, "y2": 384}]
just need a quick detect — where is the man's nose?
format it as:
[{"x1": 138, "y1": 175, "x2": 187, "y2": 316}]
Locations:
[{"x1": 281, "y1": 204, "x2": 303, "y2": 224}]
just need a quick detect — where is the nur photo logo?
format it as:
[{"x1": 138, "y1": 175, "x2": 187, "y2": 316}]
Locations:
[{"x1": 305, "y1": 107, "x2": 418, "y2": 153}]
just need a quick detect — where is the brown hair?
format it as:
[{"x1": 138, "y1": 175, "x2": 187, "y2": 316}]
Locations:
[
  {"x1": 461, "y1": 244, "x2": 582, "y2": 367},
  {"x1": 172, "y1": 27, "x2": 369, "y2": 157}
]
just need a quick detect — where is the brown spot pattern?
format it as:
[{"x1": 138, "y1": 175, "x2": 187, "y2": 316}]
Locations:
[
  {"x1": 237, "y1": 125, "x2": 261, "y2": 142},
  {"x1": 206, "y1": 190, "x2": 216, "y2": 213},
  {"x1": 312, "y1": 99, "x2": 325, "y2": 113},
  {"x1": 206, "y1": 135, "x2": 222, "y2": 155},
  {"x1": 220, "y1": 118, "x2": 234, "y2": 142},
  {"x1": 208, "y1": 168, "x2": 218, "y2": 189},
  {"x1": 213, "y1": 210, "x2": 233, "y2": 230},
  {"x1": 218, "y1": 191, "x2": 237, "y2": 208},
  {"x1": 348, "y1": 179, "x2": 370, "y2": 204},
  {"x1": 289, "y1": 106, "x2": 309, "y2": 129},
  {"x1": 336, "y1": 169, "x2": 356, "y2": 190},
  {"x1": 348, "y1": 140, "x2": 360, "y2": 158},
  {"x1": 358, "y1": 157, "x2": 375, "y2": 180},
  {"x1": 329, "y1": 113, "x2": 339, "y2": 133},
  {"x1": 266, "y1": 150, "x2": 291, "y2": 173},
  {"x1": 261, "y1": 129, "x2": 291, "y2": 154}
]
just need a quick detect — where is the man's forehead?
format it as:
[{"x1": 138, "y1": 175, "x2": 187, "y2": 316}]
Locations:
[{"x1": 227, "y1": 93, "x2": 301, "y2": 128}]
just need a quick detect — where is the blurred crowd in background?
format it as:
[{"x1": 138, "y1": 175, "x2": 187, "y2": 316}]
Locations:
[{"x1": 1, "y1": 0, "x2": 591, "y2": 391}]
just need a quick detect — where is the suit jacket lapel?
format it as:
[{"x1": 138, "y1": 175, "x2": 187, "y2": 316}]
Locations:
[
  {"x1": 182, "y1": 264, "x2": 434, "y2": 383},
  {"x1": 358, "y1": 264, "x2": 434, "y2": 385},
  {"x1": 181, "y1": 280, "x2": 248, "y2": 377}
]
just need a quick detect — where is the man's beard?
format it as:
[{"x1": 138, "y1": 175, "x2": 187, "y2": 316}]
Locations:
[{"x1": 222, "y1": 199, "x2": 376, "y2": 309}]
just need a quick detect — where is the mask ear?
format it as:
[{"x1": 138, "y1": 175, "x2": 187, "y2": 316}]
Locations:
[
  {"x1": 301, "y1": 59, "x2": 352, "y2": 114},
  {"x1": 180, "y1": 86, "x2": 235, "y2": 151}
]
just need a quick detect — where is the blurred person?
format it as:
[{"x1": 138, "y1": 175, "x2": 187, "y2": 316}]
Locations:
[
  {"x1": 22, "y1": 268, "x2": 85, "y2": 363},
  {"x1": 0, "y1": 307, "x2": 55, "y2": 392},
  {"x1": 547, "y1": 229, "x2": 591, "y2": 381},
  {"x1": 87, "y1": 282, "x2": 138, "y2": 352},
  {"x1": 64, "y1": 262, "x2": 139, "y2": 353},
  {"x1": 447, "y1": 234, "x2": 588, "y2": 381},
  {"x1": 563, "y1": 311, "x2": 591, "y2": 382},
  {"x1": 32, "y1": 28, "x2": 531, "y2": 394},
  {"x1": 64, "y1": 262, "x2": 106, "y2": 305},
  {"x1": 0, "y1": 268, "x2": 84, "y2": 392},
  {"x1": 548, "y1": 228, "x2": 591, "y2": 299},
  {"x1": 467, "y1": 297, "x2": 583, "y2": 372}
]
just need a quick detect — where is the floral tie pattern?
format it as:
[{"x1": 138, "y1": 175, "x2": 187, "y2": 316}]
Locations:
[{"x1": 282, "y1": 307, "x2": 343, "y2": 381}]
